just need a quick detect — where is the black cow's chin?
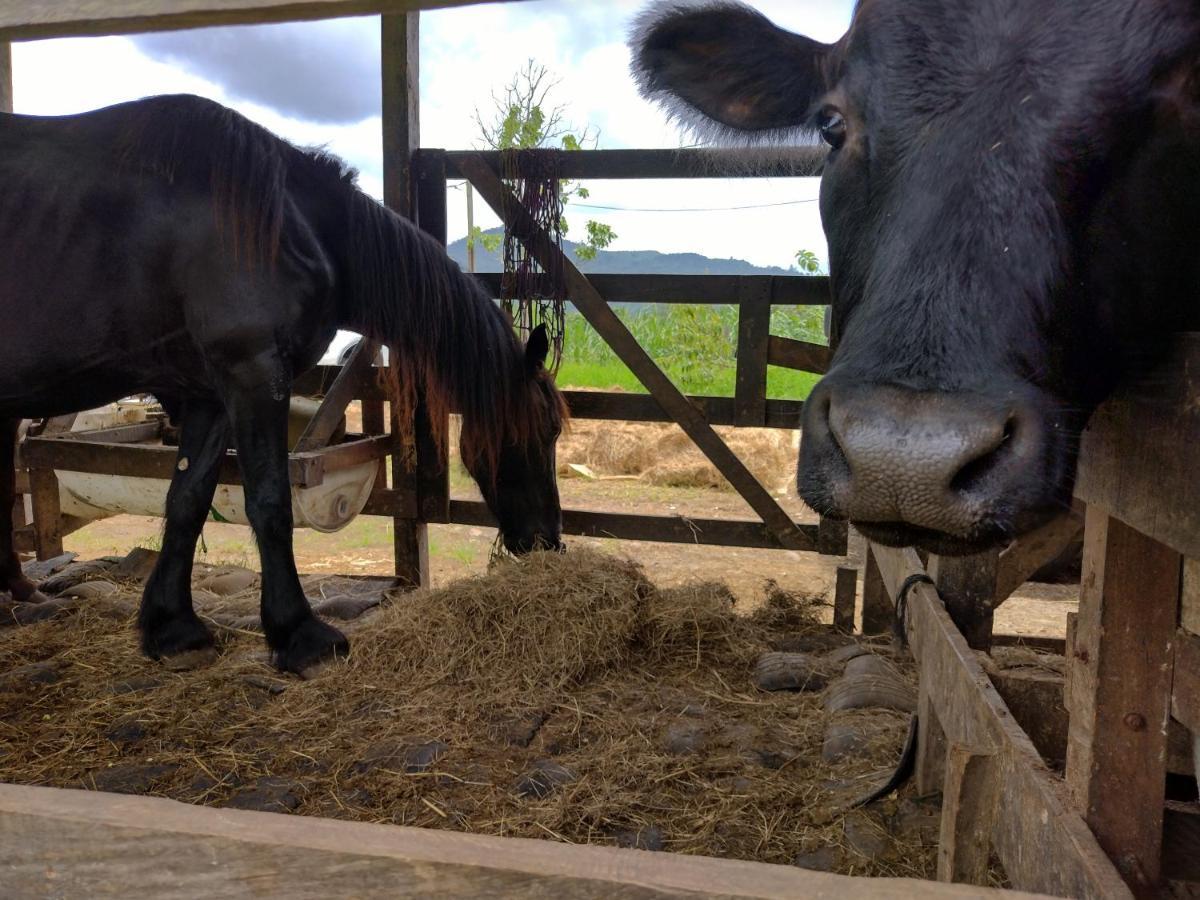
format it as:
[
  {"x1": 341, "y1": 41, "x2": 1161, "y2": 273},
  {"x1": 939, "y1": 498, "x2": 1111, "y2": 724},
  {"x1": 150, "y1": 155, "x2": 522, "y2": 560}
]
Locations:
[{"x1": 850, "y1": 520, "x2": 1008, "y2": 557}]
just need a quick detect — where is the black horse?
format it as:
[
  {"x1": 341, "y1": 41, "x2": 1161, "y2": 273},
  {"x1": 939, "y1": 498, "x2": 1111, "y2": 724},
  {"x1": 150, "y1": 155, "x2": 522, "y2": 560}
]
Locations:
[{"x1": 0, "y1": 94, "x2": 566, "y2": 673}]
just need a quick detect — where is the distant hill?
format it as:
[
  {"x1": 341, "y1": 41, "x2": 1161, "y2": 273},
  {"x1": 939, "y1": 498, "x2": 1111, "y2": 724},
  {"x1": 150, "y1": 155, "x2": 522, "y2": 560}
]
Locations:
[{"x1": 446, "y1": 228, "x2": 796, "y2": 277}]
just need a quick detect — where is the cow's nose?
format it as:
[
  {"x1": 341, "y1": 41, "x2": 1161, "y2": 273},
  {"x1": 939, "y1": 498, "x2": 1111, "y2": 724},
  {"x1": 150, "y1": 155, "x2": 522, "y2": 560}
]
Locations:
[{"x1": 799, "y1": 381, "x2": 1038, "y2": 537}]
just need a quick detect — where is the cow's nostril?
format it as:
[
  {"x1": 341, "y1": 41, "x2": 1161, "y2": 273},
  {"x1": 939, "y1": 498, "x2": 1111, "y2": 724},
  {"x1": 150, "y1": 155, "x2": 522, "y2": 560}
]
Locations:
[{"x1": 948, "y1": 414, "x2": 1017, "y2": 495}]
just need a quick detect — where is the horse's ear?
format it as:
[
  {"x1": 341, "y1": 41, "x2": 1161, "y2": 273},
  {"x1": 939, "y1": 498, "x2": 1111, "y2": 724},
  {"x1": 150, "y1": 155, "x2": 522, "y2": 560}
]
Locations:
[{"x1": 525, "y1": 323, "x2": 550, "y2": 374}]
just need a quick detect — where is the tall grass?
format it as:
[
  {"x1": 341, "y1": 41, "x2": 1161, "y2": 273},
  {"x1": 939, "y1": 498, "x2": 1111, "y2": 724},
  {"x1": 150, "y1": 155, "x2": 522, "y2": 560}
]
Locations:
[{"x1": 556, "y1": 304, "x2": 826, "y2": 399}]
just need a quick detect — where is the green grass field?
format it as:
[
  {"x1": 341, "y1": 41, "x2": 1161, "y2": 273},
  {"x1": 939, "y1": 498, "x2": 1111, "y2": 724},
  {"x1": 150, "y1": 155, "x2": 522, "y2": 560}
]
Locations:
[{"x1": 555, "y1": 304, "x2": 826, "y2": 399}]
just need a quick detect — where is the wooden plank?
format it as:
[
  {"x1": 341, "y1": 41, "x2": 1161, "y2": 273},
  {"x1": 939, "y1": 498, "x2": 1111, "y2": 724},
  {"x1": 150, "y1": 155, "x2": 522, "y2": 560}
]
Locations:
[
  {"x1": 0, "y1": 0, "x2": 523, "y2": 40},
  {"x1": 447, "y1": 499, "x2": 819, "y2": 552},
  {"x1": 917, "y1": 688, "x2": 949, "y2": 795},
  {"x1": 860, "y1": 544, "x2": 892, "y2": 634},
  {"x1": 1064, "y1": 507, "x2": 1178, "y2": 895},
  {"x1": 734, "y1": 279, "x2": 771, "y2": 426},
  {"x1": 871, "y1": 542, "x2": 1133, "y2": 899},
  {"x1": 562, "y1": 391, "x2": 804, "y2": 430},
  {"x1": 928, "y1": 550, "x2": 1001, "y2": 650},
  {"x1": 446, "y1": 147, "x2": 826, "y2": 181},
  {"x1": 0, "y1": 40, "x2": 11, "y2": 114},
  {"x1": 294, "y1": 340, "x2": 380, "y2": 453},
  {"x1": 1182, "y1": 557, "x2": 1200, "y2": 635},
  {"x1": 381, "y1": 10, "x2": 427, "y2": 589},
  {"x1": 833, "y1": 566, "x2": 857, "y2": 632},
  {"x1": 993, "y1": 508, "x2": 1084, "y2": 604},
  {"x1": 459, "y1": 153, "x2": 810, "y2": 552},
  {"x1": 937, "y1": 745, "x2": 999, "y2": 884},
  {"x1": 471, "y1": 272, "x2": 832, "y2": 307},
  {"x1": 766, "y1": 335, "x2": 833, "y2": 374},
  {"x1": 66, "y1": 421, "x2": 162, "y2": 445},
  {"x1": 1075, "y1": 333, "x2": 1200, "y2": 559},
  {"x1": 0, "y1": 783, "x2": 1042, "y2": 900},
  {"x1": 28, "y1": 467, "x2": 64, "y2": 560},
  {"x1": 1171, "y1": 627, "x2": 1200, "y2": 734}
]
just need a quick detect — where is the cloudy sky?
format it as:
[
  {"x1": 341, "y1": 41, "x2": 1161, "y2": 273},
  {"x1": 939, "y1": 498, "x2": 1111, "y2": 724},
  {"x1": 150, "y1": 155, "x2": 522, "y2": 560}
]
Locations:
[{"x1": 10, "y1": 0, "x2": 855, "y2": 271}]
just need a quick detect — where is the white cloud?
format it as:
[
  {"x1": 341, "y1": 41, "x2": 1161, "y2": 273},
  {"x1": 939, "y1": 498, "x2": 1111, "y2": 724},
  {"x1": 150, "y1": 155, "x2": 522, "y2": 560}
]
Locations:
[{"x1": 9, "y1": 0, "x2": 855, "y2": 270}]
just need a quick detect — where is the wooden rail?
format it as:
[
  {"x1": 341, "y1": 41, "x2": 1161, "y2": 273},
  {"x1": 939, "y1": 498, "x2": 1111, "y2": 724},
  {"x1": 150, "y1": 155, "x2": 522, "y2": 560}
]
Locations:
[{"x1": 443, "y1": 147, "x2": 826, "y2": 180}]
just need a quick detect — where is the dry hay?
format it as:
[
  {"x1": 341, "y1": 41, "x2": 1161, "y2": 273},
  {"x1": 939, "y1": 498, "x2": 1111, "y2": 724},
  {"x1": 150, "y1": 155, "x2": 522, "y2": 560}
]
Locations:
[
  {"x1": 555, "y1": 420, "x2": 797, "y2": 491},
  {"x1": 0, "y1": 549, "x2": 932, "y2": 878}
]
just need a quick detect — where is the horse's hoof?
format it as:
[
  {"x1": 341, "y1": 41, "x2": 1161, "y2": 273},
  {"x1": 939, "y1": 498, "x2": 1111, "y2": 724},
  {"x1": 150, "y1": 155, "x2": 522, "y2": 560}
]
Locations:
[
  {"x1": 140, "y1": 613, "x2": 215, "y2": 661},
  {"x1": 161, "y1": 646, "x2": 220, "y2": 671},
  {"x1": 272, "y1": 617, "x2": 349, "y2": 676}
]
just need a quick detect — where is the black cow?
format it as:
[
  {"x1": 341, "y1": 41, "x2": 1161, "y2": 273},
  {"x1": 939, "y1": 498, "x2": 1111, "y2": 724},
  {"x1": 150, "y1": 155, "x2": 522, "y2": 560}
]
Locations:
[{"x1": 633, "y1": 0, "x2": 1200, "y2": 555}]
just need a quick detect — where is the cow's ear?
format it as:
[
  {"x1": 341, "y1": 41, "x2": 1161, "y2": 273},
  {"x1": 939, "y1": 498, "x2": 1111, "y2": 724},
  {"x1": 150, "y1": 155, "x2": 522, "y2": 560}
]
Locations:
[{"x1": 631, "y1": 2, "x2": 832, "y2": 136}]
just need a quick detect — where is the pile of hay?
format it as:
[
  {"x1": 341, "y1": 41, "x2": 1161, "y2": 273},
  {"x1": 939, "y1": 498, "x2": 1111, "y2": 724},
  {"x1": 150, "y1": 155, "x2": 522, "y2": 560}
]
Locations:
[
  {"x1": 0, "y1": 549, "x2": 929, "y2": 877},
  {"x1": 555, "y1": 421, "x2": 798, "y2": 491}
]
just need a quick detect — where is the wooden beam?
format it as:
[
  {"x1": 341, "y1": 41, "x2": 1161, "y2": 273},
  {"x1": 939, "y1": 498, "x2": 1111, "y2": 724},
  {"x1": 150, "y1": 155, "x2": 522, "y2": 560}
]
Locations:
[
  {"x1": 1075, "y1": 333, "x2": 1200, "y2": 559},
  {"x1": 28, "y1": 467, "x2": 63, "y2": 560},
  {"x1": 928, "y1": 550, "x2": 1001, "y2": 651},
  {"x1": 766, "y1": 335, "x2": 832, "y2": 375},
  {"x1": 832, "y1": 566, "x2": 857, "y2": 632},
  {"x1": 381, "y1": 10, "x2": 427, "y2": 589},
  {"x1": 459, "y1": 153, "x2": 811, "y2": 552},
  {"x1": 0, "y1": 783, "x2": 1037, "y2": 900},
  {"x1": 446, "y1": 147, "x2": 826, "y2": 181},
  {"x1": 1064, "y1": 507, "x2": 1178, "y2": 895},
  {"x1": 0, "y1": 39, "x2": 11, "y2": 113},
  {"x1": 870, "y1": 543, "x2": 1133, "y2": 898},
  {"x1": 733, "y1": 279, "x2": 771, "y2": 426},
  {"x1": 294, "y1": 339, "x2": 379, "y2": 453},
  {"x1": 562, "y1": 391, "x2": 804, "y2": 430},
  {"x1": 937, "y1": 744, "x2": 999, "y2": 884},
  {"x1": 860, "y1": 544, "x2": 892, "y2": 634},
  {"x1": 1171, "y1": 627, "x2": 1200, "y2": 734},
  {"x1": 0, "y1": 0, "x2": 525, "y2": 40},
  {"x1": 993, "y1": 508, "x2": 1084, "y2": 605},
  {"x1": 447, "y1": 500, "x2": 819, "y2": 552},
  {"x1": 470, "y1": 272, "x2": 832, "y2": 307}
]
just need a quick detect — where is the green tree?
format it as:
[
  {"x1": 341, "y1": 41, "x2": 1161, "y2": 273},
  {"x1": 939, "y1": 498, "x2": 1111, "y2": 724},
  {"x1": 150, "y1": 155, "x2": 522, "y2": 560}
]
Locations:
[{"x1": 469, "y1": 60, "x2": 616, "y2": 261}]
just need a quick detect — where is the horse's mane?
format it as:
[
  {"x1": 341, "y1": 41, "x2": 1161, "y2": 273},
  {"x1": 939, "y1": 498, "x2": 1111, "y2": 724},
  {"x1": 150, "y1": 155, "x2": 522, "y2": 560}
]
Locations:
[{"x1": 115, "y1": 94, "x2": 565, "y2": 472}]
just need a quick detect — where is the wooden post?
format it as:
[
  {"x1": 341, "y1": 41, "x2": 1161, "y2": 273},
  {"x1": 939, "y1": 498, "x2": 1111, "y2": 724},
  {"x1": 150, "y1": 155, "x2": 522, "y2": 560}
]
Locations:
[
  {"x1": 733, "y1": 279, "x2": 770, "y2": 427},
  {"x1": 928, "y1": 550, "x2": 1000, "y2": 650},
  {"x1": 832, "y1": 566, "x2": 857, "y2": 632},
  {"x1": 381, "y1": 11, "x2": 428, "y2": 587},
  {"x1": 1065, "y1": 506, "x2": 1178, "y2": 896},
  {"x1": 0, "y1": 41, "x2": 12, "y2": 113},
  {"x1": 28, "y1": 467, "x2": 63, "y2": 560},
  {"x1": 937, "y1": 744, "x2": 999, "y2": 884},
  {"x1": 861, "y1": 543, "x2": 892, "y2": 633},
  {"x1": 917, "y1": 687, "x2": 949, "y2": 795}
]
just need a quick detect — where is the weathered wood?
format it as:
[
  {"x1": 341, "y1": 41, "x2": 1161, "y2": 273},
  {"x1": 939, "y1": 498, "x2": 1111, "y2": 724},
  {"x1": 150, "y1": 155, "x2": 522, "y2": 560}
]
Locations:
[
  {"x1": 459, "y1": 153, "x2": 811, "y2": 552},
  {"x1": 1075, "y1": 333, "x2": 1200, "y2": 560},
  {"x1": 294, "y1": 339, "x2": 380, "y2": 453},
  {"x1": 381, "y1": 10, "x2": 428, "y2": 589},
  {"x1": 1172, "y1": 627, "x2": 1200, "y2": 734},
  {"x1": 937, "y1": 744, "x2": 999, "y2": 884},
  {"x1": 861, "y1": 544, "x2": 892, "y2": 634},
  {"x1": 470, "y1": 272, "x2": 831, "y2": 307},
  {"x1": 916, "y1": 688, "x2": 949, "y2": 795},
  {"x1": 0, "y1": 783, "x2": 1040, "y2": 900},
  {"x1": 61, "y1": 420, "x2": 161, "y2": 445},
  {"x1": 871, "y1": 542, "x2": 1133, "y2": 898},
  {"x1": 928, "y1": 550, "x2": 1001, "y2": 651},
  {"x1": 446, "y1": 147, "x2": 826, "y2": 181},
  {"x1": 734, "y1": 280, "x2": 771, "y2": 426},
  {"x1": 993, "y1": 508, "x2": 1085, "y2": 604},
  {"x1": 562, "y1": 391, "x2": 804, "y2": 430},
  {"x1": 987, "y1": 668, "x2": 1069, "y2": 767},
  {"x1": 833, "y1": 566, "x2": 857, "y2": 632},
  {"x1": 817, "y1": 516, "x2": 849, "y2": 556},
  {"x1": 1182, "y1": 557, "x2": 1200, "y2": 635},
  {"x1": 0, "y1": 0, "x2": 524, "y2": 40},
  {"x1": 1065, "y1": 507, "x2": 1178, "y2": 895},
  {"x1": 447, "y1": 499, "x2": 819, "y2": 552},
  {"x1": 766, "y1": 335, "x2": 833, "y2": 375},
  {"x1": 0, "y1": 40, "x2": 11, "y2": 114},
  {"x1": 28, "y1": 467, "x2": 64, "y2": 560}
]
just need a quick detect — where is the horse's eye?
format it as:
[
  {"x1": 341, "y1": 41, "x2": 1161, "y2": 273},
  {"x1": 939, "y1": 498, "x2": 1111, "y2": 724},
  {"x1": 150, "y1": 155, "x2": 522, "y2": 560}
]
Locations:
[{"x1": 819, "y1": 109, "x2": 847, "y2": 150}]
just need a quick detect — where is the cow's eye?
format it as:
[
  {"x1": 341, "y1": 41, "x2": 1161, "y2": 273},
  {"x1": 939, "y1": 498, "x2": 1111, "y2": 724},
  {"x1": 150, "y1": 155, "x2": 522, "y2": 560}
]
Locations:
[{"x1": 819, "y1": 109, "x2": 846, "y2": 150}]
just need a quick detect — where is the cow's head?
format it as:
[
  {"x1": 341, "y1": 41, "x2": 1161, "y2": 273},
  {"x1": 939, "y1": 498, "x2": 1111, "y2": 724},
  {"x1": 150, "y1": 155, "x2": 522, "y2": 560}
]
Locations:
[{"x1": 633, "y1": 0, "x2": 1200, "y2": 554}]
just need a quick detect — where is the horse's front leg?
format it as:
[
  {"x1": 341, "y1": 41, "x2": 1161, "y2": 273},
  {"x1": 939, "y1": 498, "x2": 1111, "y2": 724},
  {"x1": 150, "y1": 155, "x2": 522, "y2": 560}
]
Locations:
[
  {"x1": 138, "y1": 399, "x2": 228, "y2": 661},
  {"x1": 0, "y1": 417, "x2": 46, "y2": 603},
  {"x1": 218, "y1": 362, "x2": 348, "y2": 674}
]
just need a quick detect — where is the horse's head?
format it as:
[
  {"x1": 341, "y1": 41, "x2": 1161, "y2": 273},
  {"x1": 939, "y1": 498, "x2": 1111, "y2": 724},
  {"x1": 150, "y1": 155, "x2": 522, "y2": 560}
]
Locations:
[{"x1": 462, "y1": 324, "x2": 566, "y2": 554}]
